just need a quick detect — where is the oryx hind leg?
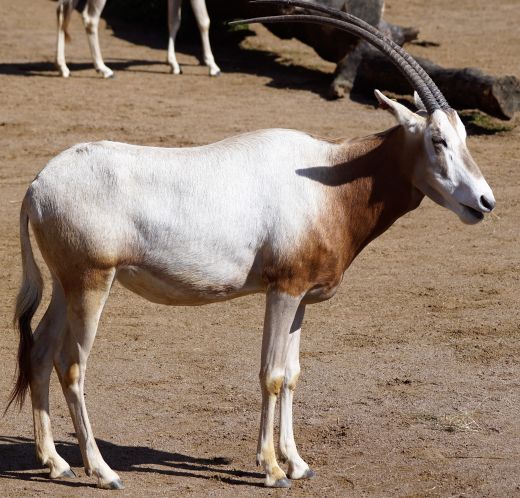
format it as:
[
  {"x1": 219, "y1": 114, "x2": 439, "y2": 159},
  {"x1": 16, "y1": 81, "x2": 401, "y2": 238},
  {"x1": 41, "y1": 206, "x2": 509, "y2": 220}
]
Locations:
[
  {"x1": 30, "y1": 279, "x2": 73, "y2": 479},
  {"x1": 278, "y1": 306, "x2": 315, "y2": 480},
  {"x1": 54, "y1": 267, "x2": 123, "y2": 489}
]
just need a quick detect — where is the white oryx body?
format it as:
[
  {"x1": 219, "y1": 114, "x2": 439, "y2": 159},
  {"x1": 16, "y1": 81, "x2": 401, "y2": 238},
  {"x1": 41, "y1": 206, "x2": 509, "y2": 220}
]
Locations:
[
  {"x1": 12, "y1": 2, "x2": 496, "y2": 492},
  {"x1": 31, "y1": 130, "x2": 327, "y2": 305},
  {"x1": 56, "y1": 0, "x2": 220, "y2": 78}
]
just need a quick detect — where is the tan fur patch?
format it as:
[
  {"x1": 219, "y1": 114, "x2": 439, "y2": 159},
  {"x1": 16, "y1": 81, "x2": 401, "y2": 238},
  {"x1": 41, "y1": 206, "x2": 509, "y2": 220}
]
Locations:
[
  {"x1": 267, "y1": 377, "x2": 284, "y2": 396},
  {"x1": 287, "y1": 372, "x2": 301, "y2": 391},
  {"x1": 64, "y1": 363, "x2": 80, "y2": 386}
]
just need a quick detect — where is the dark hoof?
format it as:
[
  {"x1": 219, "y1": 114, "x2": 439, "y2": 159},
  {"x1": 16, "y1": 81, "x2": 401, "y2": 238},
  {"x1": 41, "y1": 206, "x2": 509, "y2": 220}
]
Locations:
[
  {"x1": 271, "y1": 477, "x2": 291, "y2": 488},
  {"x1": 303, "y1": 468, "x2": 316, "y2": 479},
  {"x1": 56, "y1": 468, "x2": 76, "y2": 479},
  {"x1": 289, "y1": 467, "x2": 316, "y2": 480},
  {"x1": 108, "y1": 479, "x2": 125, "y2": 490}
]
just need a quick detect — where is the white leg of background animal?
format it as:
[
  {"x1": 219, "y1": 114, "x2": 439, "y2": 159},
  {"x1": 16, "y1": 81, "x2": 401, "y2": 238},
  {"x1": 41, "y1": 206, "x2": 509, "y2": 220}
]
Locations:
[
  {"x1": 54, "y1": 268, "x2": 122, "y2": 489},
  {"x1": 257, "y1": 290, "x2": 302, "y2": 488},
  {"x1": 81, "y1": 0, "x2": 113, "y2": 78},
  {"x1": 30, "y1": 281, "x2": 73, "y2": 478},
  {"x1": 278, "y1": 305, "x2": 315, "y2": 480},
  {"x1": 56, "y1": 0, "x2": 75, "y2": 77},
  {"x1": 167, "y1": 0, "x2": 183, "y2": 74},
  {"x1": 190, "y1": 0, "x2": 221, "y2": 76}
]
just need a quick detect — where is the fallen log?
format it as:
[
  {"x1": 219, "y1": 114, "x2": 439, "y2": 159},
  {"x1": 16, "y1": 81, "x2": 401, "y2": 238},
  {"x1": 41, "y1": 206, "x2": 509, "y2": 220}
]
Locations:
[
  {"x1": 102, "y1": 0, "x2": 520, "y2": 119},
  {"x1": 241, "y1": 1, "x2": 519, "y2": 119},
  {"x1": 336, "y1": 46, "x2": 520, "y2": 120}
]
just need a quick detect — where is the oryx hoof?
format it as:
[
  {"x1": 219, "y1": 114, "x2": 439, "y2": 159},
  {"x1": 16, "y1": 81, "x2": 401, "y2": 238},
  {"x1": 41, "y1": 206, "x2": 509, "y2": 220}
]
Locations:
[
  {"x1": 268, "y1": 477, "x2": 291, "y2": 488},
  {"x1": 170, "y1": 66, "x2": 182, "y2": 75},
  {"x1": 58, "y1": 468, "x2": 77, "y2": 479},
  {"x1": 56, "y1": 64, "x2": 70, "y2": 78},
  {"x1": 98, "y1": 478, "x2": 125, "y2": 490},
  {"x1": 288, "y1": 465, "x2": 316, "y2": 480},
  {"x1": 49, "y1": 467, "x2": 76, "y2": 479},
  {"x1": 209, "y1": 69, "x2": 221, "y2": 77},
  {"x1": 301, "y1": 468, "x2": 316, "y2": 479},
  {"x1": 96, "y1": 68, "x2": 114, "y2": 79}
]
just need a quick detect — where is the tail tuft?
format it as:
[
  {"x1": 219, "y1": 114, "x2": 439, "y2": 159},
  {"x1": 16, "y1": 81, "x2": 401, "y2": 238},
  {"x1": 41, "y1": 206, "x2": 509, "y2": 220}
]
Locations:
[{"x1": 5, "y1": 199, "x2": 43, "y2": 413}]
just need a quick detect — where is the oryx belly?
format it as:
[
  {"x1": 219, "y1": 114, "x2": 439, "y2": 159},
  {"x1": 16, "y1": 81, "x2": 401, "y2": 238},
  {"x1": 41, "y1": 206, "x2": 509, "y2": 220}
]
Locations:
[{"x1": 116, "y1": 264, "x2": 262, "y2": 306}]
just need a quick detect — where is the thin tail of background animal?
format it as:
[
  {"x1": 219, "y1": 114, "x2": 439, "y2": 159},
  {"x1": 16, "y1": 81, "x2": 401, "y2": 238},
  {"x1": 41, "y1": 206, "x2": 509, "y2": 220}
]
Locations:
[{"x1": 5, "y1": 199, "x2": 43, "y2": 412}]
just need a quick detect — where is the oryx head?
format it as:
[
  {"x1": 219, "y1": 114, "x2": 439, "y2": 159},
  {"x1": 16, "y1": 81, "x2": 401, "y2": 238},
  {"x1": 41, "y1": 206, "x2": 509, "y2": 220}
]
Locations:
[
  {"x1": 374, "y1": 90, "x2": 495, "y2": 224},
  {"x1": 235, "y1": 0, "x2": 496, "y2": 224}
]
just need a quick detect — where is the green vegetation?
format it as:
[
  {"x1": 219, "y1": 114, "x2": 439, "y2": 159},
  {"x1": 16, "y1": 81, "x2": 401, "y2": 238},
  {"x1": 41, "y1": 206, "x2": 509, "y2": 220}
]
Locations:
[{"x1": 459, "y1": 110, "x2": 514, "y2": 135}]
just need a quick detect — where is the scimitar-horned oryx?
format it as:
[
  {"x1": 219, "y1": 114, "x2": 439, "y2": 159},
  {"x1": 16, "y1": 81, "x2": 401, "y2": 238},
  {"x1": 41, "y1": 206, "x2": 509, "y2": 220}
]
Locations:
[
  {"x1": 56, "y1": 0, "x2": 221, "y2": 78},
  {"x1": 10, "y1": 0, "x2": 495, "y2": 490}
]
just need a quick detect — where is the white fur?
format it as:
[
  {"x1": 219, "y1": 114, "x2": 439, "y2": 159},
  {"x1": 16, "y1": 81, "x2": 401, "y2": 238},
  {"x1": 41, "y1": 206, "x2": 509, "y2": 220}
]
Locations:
[{"x1": 30, "y1": 130, "x2": 328, "y2": 303}]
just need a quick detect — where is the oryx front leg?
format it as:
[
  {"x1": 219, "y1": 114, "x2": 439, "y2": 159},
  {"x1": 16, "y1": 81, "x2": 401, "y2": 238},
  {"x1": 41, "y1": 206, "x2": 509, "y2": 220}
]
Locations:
[
  {"x1": 81, "y1": 0, "x2": 113, "y2": 78},
  {"x1": 167, "y1": 0, "x2": 182, "y2": 74},
  {"x1": 55, "y1": 268, "x2": 122, "y2": 490},
  {"x1": 257, "y1": 290, "x2": 302, "y2": 488},
  {"x1": 190, "y1": 0, "x2": 221, "y2": 76},
  {"x1": 278, "y1": 306, "x2": 315, "y2": 480}
]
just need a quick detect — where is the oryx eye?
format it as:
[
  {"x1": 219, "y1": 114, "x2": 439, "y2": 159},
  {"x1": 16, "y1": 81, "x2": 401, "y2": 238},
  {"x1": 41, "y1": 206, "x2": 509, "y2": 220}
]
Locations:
[{"x1": 432, "y1": 136, "x2": 447, "y2": 148}]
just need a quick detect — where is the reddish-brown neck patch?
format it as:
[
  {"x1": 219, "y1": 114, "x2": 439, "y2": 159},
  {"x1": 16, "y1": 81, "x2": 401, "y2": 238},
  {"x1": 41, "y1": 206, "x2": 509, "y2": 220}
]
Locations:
[
  {"x1": 331, "y1": 126, "x2": 424, "y2": 264},
  {"x1": 266, "y1": 126, "x2": 424, "y2": 299}
]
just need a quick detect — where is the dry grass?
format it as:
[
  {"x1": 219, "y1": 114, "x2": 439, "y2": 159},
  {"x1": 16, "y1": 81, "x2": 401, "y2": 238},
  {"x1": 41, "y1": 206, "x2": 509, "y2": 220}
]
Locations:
[{"x1": 436, "y1": 412, "x2": 484, "y2": 433}]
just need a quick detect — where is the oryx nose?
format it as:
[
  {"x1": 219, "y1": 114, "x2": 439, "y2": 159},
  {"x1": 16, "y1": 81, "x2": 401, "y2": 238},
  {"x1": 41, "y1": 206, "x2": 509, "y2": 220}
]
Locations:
[{"x1": 480, "y1": 194, "x2": 496, "y2": 212}]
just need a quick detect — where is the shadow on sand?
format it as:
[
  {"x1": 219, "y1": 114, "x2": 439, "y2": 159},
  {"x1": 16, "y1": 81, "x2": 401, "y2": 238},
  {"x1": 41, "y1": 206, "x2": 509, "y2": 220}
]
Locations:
[
  {"x1": 0, "y1": 435, "x2": 265, "y2": 488},
  {"x1": 0, "y1": 14, "x2": 334, "y2": 99}
]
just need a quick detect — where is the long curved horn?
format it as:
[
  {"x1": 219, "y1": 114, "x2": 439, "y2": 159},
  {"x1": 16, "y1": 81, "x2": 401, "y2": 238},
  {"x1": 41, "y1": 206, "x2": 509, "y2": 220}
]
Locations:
[{"x1": 250, "y1": 0, "x2": 451, "y2": 110}]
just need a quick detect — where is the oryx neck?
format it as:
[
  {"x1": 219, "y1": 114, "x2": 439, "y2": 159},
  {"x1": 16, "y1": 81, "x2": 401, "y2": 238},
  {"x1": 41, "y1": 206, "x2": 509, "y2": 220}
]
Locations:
[{"x1": 330, "y1": 126, "x2": 425, "y2": 269}]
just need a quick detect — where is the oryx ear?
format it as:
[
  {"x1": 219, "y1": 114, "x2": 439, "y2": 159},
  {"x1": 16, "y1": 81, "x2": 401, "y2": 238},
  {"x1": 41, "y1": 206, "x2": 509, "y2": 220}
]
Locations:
[
  {"x1": 413, "y1": 91, "x2": 428, "y2": 116},
  {"x1": 374, "y1": 89, "x2": 424, "y2": 133}
]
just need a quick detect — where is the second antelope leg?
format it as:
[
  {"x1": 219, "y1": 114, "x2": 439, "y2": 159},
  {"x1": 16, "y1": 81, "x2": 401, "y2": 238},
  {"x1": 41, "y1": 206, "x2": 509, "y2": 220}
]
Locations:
[
  {"x1": 55, "y1": 268, "x2": 122, "y2": 489},
  {"x1": 278, "y1": 305, "x2": 315, "y2": 480},
  {"x1": 81, "y1": 0, "x2": 113, "y2": 78},
  {"x1": 257, "y1": 290, "x2": 302, "y2": 488},
  {"x1": 167, "y1": 0, "x2": 183, "y2": 74},
  {"x1": 190, "y1": 0, "x2": 221, "y2": 76},
  {"x1": 56, "y1": 0, "x2": 75, "y2": 77}
]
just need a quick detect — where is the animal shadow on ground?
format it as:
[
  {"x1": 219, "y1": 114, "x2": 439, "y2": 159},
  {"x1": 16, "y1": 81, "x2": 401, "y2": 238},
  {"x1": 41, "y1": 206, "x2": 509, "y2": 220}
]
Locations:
[
  {"x1": 0, "y1": 13, "x2": 332, "y2": 98},
  {"x1": 108, "y1": 17, "x2": 335, "y2": 98},
  {"x1": 0, "y1": 436, "x2": 265, "y2": 488},
  {"x1": 0, "y1": 59, "x2": 166, "y2": 78}
]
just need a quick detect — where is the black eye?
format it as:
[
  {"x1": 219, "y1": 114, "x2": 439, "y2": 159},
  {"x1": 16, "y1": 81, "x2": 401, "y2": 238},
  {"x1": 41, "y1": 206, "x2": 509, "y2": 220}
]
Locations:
[{"x1": 432, "y1": 137, "x2": 447, "y2": 148}]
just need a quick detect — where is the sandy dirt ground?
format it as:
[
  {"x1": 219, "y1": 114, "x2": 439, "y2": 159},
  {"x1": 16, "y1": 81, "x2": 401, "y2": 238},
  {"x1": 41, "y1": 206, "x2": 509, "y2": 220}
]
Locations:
[{"x1": 0, "y1": 0, "x2": 519, "y2": 496}]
